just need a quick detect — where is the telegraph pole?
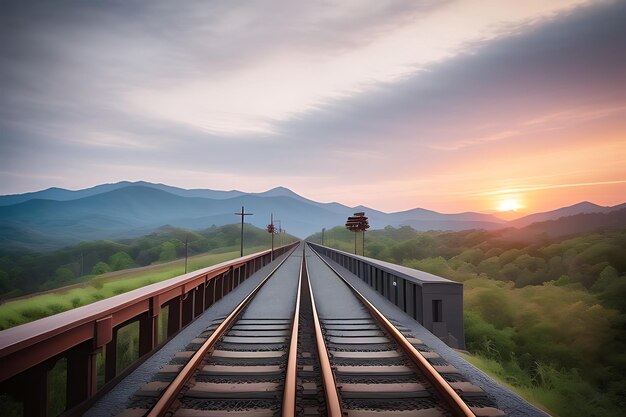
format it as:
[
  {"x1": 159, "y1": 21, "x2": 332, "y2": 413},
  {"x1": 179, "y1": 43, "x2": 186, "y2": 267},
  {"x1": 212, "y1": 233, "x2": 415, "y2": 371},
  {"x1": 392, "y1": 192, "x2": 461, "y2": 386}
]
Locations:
[
  {"x1": 234, "y1": 206, "x2": 253, "y2": 257},
  {"x1": 322, "y1": 228, "x2": 325, "y2": 245},
  {"x1": 346, "y1": 212, "x2": 369, "y2": 256},
  {"x1": 184, "y1": 235, "x2": 188, "y2": 273}
]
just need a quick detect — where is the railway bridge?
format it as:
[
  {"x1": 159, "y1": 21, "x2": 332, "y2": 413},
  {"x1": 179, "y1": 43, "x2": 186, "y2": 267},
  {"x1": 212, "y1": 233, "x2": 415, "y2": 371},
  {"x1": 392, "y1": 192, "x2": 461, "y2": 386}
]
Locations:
[{"x1": 0, "y1": 242, "x2": 548, "y2": 417}]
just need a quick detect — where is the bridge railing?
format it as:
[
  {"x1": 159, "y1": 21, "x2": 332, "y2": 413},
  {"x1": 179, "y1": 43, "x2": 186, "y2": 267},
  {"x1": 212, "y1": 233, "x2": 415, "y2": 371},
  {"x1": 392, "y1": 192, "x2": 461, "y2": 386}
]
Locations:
[
  {"x1": 0, "y1": 242, "x2": 298, "y2": 417},
  {"x1": 308, "y1": 242, "x2": 465, "y2": 349}
]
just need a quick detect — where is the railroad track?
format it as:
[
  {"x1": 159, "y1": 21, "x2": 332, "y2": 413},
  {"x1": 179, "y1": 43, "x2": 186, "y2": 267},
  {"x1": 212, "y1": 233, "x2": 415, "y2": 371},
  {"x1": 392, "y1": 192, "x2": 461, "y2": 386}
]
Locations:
[
  {"x1": 305, "y1": 244, "x2": 504, "y2": 417},
  {"x1": 119, "y1": 243, "x2": 504, "y2": 417}
]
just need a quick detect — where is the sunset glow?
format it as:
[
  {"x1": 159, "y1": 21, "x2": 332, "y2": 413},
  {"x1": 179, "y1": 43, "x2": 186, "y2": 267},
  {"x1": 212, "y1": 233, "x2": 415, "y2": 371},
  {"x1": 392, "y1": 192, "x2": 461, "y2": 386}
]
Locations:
[
  {"x1": 497, "y1": 198, "x2": 523, "y2": 212},
  {"x1": 1, "y1": 4, "x2": 625, "y2": 417},
  {"x1": 1, "y1": 1, "x2": 625, "y2": 215}
]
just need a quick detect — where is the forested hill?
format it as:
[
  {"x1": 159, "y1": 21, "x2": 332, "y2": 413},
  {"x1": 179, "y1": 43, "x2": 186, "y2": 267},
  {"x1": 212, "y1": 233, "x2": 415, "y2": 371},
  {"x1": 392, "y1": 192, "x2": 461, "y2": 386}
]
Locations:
[
  {"x1": 0, "y1": 224, "x2": 296, "y2": 299},
  {"x1": 501, "y1": 206, "x2": 626, "y2": 239}
]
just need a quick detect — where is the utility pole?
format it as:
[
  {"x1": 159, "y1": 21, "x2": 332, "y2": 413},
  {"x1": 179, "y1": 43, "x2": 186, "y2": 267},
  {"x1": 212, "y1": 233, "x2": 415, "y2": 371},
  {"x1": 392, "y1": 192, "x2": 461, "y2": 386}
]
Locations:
[
  {"x1": 346, "y1": 212, "x2": 369, "y2": 256},
  {"x1": 322, "y1": 228, "x2": 325, "y2": 245},
  {"x1": 234, "y1": 206, "x2": 253, "y2": 257},
  {"x1": 184, "y1": 235, "x2": 188, "y2": 274}
]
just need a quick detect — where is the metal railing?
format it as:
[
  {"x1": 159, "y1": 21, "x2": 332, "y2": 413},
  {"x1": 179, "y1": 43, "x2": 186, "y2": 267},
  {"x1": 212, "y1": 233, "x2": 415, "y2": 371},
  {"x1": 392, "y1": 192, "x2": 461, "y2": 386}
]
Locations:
[{"x1": 0, "y1": 242, "x2": 298, "y2": 417}]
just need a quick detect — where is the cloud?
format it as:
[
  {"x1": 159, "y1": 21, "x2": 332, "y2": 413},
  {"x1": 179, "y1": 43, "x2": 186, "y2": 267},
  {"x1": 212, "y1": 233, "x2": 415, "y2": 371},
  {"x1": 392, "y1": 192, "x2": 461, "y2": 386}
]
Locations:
[
  {"x1": 0, "y1": 0, "x2": 589, "y2": 138},
  {"x1": 275, "y1": 0, "x2": 626, "y2": 152},
  {"x1": 478, "y1": 180, "x2": 626, "y2": 196},
  {"x1": 120, "y1": 0, "x2": 591, "y2": 135},
  {"x1": 427, "y1": 105, "x2": 626, "y2": 151},
  {"x1": 0, "y1": 0, "x2": 624, "y2": 212}
]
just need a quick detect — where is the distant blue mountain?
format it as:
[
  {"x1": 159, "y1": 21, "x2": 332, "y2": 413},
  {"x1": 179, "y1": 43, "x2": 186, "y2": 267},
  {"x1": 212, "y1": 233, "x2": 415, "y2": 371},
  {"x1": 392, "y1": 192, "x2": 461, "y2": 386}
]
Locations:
[
  {"x1": 1, "y1": 181, "x2": 621, "y2": 250},
  {"x1": 0, "y1": 181, "x2": 245, "y2": 206}
]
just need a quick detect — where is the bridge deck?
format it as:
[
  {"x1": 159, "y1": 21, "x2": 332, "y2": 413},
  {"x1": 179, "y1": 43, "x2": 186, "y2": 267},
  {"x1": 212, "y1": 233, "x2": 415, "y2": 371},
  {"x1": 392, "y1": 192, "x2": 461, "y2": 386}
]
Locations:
[
  {"x1": 83, "y1": 244, "x2": 545, "y2": 417},
  {"x1": 0, "y1": 243, "x2": 545, "y2": 417},
  {"x1": 85, "y1": 250, "x2": 296, "y2": 417}
]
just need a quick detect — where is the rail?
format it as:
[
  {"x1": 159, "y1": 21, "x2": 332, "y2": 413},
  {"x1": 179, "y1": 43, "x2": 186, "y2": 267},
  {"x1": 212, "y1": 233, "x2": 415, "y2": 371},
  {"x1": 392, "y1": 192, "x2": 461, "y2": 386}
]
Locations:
[
  {"x1": 304, "y1": 249, "x2": 343, "y2": 417},
  {"x1": 146, "y1": 243, "x2": 299, "y2": 416},
  {"x1": 0, "y1": 242, "x2": 298, "y2": 417},
  {"x1": 281, "y1": 247, "x2": 303, "y2": 416},
  {"x1": 309, "y1": 243, "x2": 475, "y2": 417}
]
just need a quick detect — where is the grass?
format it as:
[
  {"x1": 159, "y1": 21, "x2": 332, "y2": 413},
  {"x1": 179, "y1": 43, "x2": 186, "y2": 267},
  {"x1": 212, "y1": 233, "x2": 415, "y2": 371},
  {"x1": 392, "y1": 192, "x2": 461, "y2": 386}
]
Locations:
[
  {"x1": 460, "y1": 352, "x2": 621, "y2": 417},
  {"x1": 0, "y1": 245, "x2": 268, "y2": 330},
  {"x1": 460, "y1": 353, "x2": 556, "y2": 414}
]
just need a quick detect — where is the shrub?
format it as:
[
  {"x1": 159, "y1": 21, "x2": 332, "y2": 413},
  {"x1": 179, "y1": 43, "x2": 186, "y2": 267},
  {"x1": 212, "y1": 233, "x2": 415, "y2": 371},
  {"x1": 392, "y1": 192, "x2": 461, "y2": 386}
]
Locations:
[
  {"x1": 159, "y1": 242, "x2": 177, "y2": 262},
  {"x1": 109, "y1": 252, "x2": 134, "y2": 271},
  {"x1": 91, "y1": 262, "x2": 110, "y2": 275},
  {"x1": 53, "y1": 267, "x2": 75, "y2": 281}
]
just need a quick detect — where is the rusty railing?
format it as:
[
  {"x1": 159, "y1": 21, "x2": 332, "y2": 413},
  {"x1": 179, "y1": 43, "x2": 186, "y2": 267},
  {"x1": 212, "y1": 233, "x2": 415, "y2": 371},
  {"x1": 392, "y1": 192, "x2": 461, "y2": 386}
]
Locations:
[{"x1": 0, "y1": 242, "x2": 298, "y2": 416}]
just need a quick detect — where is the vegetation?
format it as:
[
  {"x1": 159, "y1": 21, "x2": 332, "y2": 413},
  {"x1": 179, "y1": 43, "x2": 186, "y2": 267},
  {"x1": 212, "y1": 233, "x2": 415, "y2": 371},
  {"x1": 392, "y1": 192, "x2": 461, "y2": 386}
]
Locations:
[
  {"x1": 309, "y1": 225, "x2": 626, "y2": 417},
  {"x1": 0, "y1": 223, "x2": 289, "y2": 299},
  {"x1": 0, "y1": 224, "x2": 296, "y2": 330},
  {"x1": 0, "y1": 222, "x2": 299, "y2": 415},
  {"x1": 0, "y1": 222, "x2": 298, "y2": 416}
]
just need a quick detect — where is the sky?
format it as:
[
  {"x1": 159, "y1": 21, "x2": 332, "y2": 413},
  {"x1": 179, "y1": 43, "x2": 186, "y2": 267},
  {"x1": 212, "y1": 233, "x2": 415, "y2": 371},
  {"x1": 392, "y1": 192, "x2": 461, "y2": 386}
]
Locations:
[{"x1": 1, "y1": 0, "x2": 625, "y2": 215}]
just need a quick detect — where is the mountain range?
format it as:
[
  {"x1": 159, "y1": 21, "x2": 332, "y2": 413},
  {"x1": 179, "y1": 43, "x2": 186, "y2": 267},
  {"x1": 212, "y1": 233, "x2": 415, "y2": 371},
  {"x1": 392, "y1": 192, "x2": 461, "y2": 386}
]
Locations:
[{"x1": 0, "y1": 181, "x2": 623, "y2": 250}]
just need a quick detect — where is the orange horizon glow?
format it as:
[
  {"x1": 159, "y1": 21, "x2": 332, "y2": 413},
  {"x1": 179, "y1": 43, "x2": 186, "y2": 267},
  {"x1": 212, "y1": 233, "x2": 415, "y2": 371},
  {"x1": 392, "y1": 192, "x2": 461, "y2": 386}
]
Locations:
[
  {"x1": 1, "y1": 0, "x2": 625, "y2": 220},
  {"x1": 496, "y1": 197, "x2": 523, "y2": 212}
]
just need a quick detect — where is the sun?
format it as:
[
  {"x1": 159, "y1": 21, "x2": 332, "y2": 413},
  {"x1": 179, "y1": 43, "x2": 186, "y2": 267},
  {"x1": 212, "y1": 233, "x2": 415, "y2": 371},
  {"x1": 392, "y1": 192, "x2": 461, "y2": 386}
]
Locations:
[{"x1": 497, "y1": 198, "x2": 522, "y2": 212}]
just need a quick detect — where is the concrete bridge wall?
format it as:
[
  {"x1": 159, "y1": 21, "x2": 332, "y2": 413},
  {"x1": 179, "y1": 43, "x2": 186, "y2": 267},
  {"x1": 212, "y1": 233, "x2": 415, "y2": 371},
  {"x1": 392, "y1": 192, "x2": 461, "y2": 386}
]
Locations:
[{"x1": 308, "y1": 242, "x2": 465, "y2": 349}]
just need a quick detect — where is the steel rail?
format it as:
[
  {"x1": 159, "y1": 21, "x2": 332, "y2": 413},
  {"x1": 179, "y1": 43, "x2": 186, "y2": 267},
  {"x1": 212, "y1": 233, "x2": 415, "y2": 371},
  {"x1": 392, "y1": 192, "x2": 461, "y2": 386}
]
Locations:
[
  {"x1": 145, "y1": 243, "x2": 300, "y2": 417},
  {"x1": 309, "y1": 243, "x2": 476, "y2": 417},
  {"x1": 304, "y1": 251, "x2": 343, "y2": 417},
  {"x1": 281, "y1": 246, "x2": 303, "y2": 415}
]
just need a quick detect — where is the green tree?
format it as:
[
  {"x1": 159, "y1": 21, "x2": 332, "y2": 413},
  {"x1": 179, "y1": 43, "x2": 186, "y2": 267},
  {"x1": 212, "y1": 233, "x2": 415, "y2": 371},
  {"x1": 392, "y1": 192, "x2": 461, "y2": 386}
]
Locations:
[
  {"x1": 500, "y1": 263, "x2": 522, "y2": 281},
  {"x1": 159, "y1": 242, "x2": 177, "y2": 262},
  {"x1": 91, "y1": 262, "x2": 110, "y2": 275},
  {"x1": 472, "y1": 287, "x2": 515, "y2": 329},
  {"x1": 453, "y1": 248, "x2": 484, "y2": 265},
  {"x1": 597, "y1": 274, "x2": 626, "y2": 312},
  {"x1": 136, "y1": 247, "x2": 160, "y2": 266},
  {"x1": 0, "y1": 270, "x2": 10, "y2": 293},
  {"x1": 109, "y1": 252, "x2": 134, "y2": 271},
  {"x1": 554, "y1": 275, "x2": 572, "y2": 286},
  {"x1": 477, "y1": 256, "x2": 501, "y2": 277},
  {"x1": 54, "y1": 267, "x2": 75, "y2": 282},
  {"x1": 592, "y1": 265, "x2": 619, "y2": 291}
]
